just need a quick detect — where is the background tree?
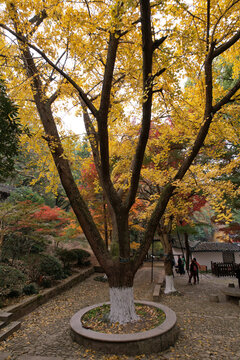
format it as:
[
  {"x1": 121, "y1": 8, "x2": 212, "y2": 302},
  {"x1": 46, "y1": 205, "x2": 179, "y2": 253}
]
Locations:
[
  {"x1": 0, "y1": 199, "x2": 71, "y2": 262},
  {"x1": 0, "y1": 78, "x2": 24, "y2": 181},
  {"x1": 0, "y1": 0, "x2": 239, "y2": 322}
]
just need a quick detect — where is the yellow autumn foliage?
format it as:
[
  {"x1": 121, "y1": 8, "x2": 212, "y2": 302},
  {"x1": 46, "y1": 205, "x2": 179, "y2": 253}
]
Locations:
[{"x1": 0, "y1": 0, "x2": 239, "y2": 232}]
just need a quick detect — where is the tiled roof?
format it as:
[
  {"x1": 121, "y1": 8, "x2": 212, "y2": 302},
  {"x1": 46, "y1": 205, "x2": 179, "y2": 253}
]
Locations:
[
  {"x1": 171, "y1": 238, "x2": 199, "y2": 249},
  {"x1": 172, "y1": 238, "x2": 240, "y2": 252},
  {"x1": 192, "y1": 242, "x2": 240, "y2": 252}
]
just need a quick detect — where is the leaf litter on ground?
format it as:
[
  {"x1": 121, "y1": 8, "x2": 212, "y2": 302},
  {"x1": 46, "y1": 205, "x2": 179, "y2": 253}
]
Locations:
[{"x1": 81, "y1": 303, "x2": 166, "y2": 334}]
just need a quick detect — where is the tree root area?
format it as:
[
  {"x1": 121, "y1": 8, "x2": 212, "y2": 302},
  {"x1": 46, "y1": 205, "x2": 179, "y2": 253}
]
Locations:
[{"x1": 81, "y1": 303, "x2": 165, "y2": 334}]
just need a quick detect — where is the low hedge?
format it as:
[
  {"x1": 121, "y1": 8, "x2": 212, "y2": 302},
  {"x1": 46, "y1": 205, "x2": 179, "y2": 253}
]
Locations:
[{"x1": 0, "y1": 264, "x2": 26, "y2": 298}]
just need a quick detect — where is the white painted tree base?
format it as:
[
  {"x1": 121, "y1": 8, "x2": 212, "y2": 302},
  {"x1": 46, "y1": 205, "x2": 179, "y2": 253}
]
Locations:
[
  {"x1": 164, "y1": 275, "x2": 176, "y2": 294},
  {"x1": 109, "y1": 287, "x2": 140, "y2": 324}
]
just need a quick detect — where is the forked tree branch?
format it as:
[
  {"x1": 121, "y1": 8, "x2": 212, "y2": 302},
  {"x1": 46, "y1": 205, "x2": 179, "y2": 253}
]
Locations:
[
  {"x1": 133, "y1": 1, "x2": 240, "y2": 271},
  {"x1": 213, "y1": 29, "x2": 240, "y2": 58},
  {"x1": 212, "y1": 78, "x2": 240, "y2": 114},
  {"x1": 5, "y1": 5, "x2": 112, "y2": 268},
  {"x1": 29, "y1": 9, "x2": 47, "y2": 36},
  {"x1": 97, "y1": 31, "x2": 121, "y2": 210},
  {"x1": 124, "y1": 0, "x2": 154, "y2": 211}
]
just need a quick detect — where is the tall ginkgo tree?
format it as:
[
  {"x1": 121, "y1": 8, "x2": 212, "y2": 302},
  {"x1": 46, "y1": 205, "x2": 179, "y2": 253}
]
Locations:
[{"x1": 0, "y1": 0, "x2": 239, "y2": 323}]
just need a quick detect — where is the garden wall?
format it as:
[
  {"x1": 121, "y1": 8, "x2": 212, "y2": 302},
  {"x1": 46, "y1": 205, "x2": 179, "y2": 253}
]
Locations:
[{"x1": 1, "y1": 267, "x2": 94, "y2": 322}]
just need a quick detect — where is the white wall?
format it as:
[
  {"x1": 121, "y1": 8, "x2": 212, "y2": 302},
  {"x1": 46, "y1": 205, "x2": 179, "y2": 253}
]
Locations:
[
  {"x1": 234, "y1": 252, "x2": 240, "y2": 264},
  {"x1": 172, "y1": 248, "x2": 183, "y2": 258},
  {"x1": 172, "y1": 247, "x2": 240, "y2": 270},
  {"x1": 191, "y1": 252, "x2": 222, "y2": 270}
]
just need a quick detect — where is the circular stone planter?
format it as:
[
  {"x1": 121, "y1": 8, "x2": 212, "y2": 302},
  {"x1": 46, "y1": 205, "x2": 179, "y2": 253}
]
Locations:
[{"x1": 70, "y1": 301, "x2": 178, "y2": 355}]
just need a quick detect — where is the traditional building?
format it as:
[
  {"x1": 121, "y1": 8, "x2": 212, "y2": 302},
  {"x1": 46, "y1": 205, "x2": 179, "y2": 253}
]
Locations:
[{"x1": 172, "y1": 240, "x2": 240, "y2": 269}]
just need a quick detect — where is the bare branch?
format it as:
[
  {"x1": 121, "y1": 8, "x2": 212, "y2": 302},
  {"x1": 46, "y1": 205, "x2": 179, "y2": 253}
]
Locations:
[
  {"x1": 206, "y1": 0, "x2": 210, "y2": 52},
  {"x1": 152, "y1": 88, "x2": 163, "y2": 94},
  {"x1": 152, "y1": 68, "x2": 166, "y2": 80},
  {"x1": 44, "y1": 50, "x2": 67, "y2": 92},
  {"x1": 124, "y1": 0, "x2": 153, "y2": 210},
  {"x1": 80, "y1": 98, "x2": 101, "y2": 171},
  {"x1": 211, "y1": 0, "x2": 240, "y2": 42},
  {"x1": 83, "y1": 0, "x2": 91, "y2": 18},
  {"x1": 212, "y1": 78, "x2": 240, "y2": 114},
  {"x1": 213, "y1": 29, "x2": 240, "y2": 58},
  {"x1": 152, "y1": 36, "x2": 168, "y2": 52},
  {"x1": 97, "y1": 30, "x2": 121, "y2": 209},
  {"x1": 46, "y1": 89, "x2": 61, "y2": 105},
  {"x1": 0, "y1": 22, "x2": 99, "y2": 118},
  {"x1": 174, "y1": 0, "x2": 205, "y2": 23},
  {"x1": 29, "y1": 9, "x2": 47, "y2": 25},
  {"x1": 5, "y1": 6, "x2": 111, "y2": 267},
  {"x1": 98, "y1": 33, "x2": 120, "y2": 120},
  {"x1": 29, "y1": 9, "x2": 47, "y2": 36}
]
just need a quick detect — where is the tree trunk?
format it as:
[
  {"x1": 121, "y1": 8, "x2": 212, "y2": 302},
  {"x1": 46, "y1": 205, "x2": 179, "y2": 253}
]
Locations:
[
  {"x1": 109, "y1": 287, "x2": 139, "y2": 324},
  {"x1": 184, "y1": 232, "x2": 190, "y2": 272},
  {"x1": 4, "y1": 0, "x2": 240, "y2": 326},
  {"x1": 104, "y1": 211, "x2": 139, "y2": 323},
  {"x1": 102, "y1": 196, "x2": 108, "y2": 250},
  {"x1": 157, "y1": 218, "x2": 176, "y2": 294},
  {"x1": 107, "y1": 261, "x2": 139, "y2": 323},
  {"x1": 108, "y1": 206, "x2": 119, "y2": 257},
  {"x1": 161, "y1": 233, "x2": 176, "y2": 294}
]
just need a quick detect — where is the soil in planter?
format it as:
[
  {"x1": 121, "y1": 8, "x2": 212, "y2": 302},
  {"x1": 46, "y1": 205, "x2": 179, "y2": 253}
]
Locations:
[{"x1": 81, "y1": 303, "x2": 166, "y2": 334}]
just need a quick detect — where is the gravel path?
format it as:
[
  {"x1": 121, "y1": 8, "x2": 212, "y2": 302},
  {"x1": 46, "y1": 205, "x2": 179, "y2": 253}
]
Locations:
[{"x1": 0, "y1": 265, "x2": 240, "y2": 360}]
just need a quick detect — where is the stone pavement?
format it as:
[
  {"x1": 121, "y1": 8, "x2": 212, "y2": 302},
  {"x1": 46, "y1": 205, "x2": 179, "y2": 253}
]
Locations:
[{"x1": 0, "y1": 264, "x2": 240, "y2": 360}]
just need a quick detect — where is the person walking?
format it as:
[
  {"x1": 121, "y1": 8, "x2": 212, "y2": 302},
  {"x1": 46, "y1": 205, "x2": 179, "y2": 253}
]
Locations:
[
  {"x1": 189, "y1": 258, "x2": 198, "y2": 285},
  {"x1": 194, "y1": 258, "x2": 200, "y2": 283},
  {"x1": 178, "y1": 255, "x2": 185, "y2": 275},
  {"x1": 181, "y1": 256, "x2": 186, "y2": 274}
]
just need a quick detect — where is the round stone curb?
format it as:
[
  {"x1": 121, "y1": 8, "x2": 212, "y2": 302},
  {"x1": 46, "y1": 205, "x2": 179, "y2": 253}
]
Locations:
[{"x1": 70, "y1": 301, "x2": 178, "y2": 355}]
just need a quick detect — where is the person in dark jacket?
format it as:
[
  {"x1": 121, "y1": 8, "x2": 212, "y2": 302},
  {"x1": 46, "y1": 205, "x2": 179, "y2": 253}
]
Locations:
[
  {"x1": 194, "y1": 257, "x2": 200, "y2": 283},
  {"x1": 178, "y1": 255, "x2": 185, "y2": 275},
  {"x1": 188, "y1": 258, "x2": 198, "y2": 285}
]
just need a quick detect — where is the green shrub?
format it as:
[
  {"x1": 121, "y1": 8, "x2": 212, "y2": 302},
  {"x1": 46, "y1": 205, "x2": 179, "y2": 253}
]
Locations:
[
  {"x1": 21, "y1": 254, "x2": 42, "y2": 282},
  {"x1": 0, "y1": 265, "x2": 26, "y2": 297},
  {"x1": 8, "y1": 187, "x2": 44, "y2": 204},
  {"x1": 1, "y1": 234, "x2": 24, "y2": 262},
  {"x1": 56, "y1": 248, "x2": 78, "y2": 269},
  {"x1": 1, "y1": 234, "x2": 47, "y2": 263},
  {"x1": 71, "y1": 248, "x2": 91, "y2": 266},
  {"x1": 22, "y1": 254, "x2": 64, "y2": 281},
  {"x1": 8, "y1": 289, "x2": 21, "y2": 298},
  {"x1": 83, "y1": 260, "x2": 91, "y2": 267},
  {"x1": 29, "y1": 240, "x2": 48, "y2": 254},
  {"x1": 23, "y1": 283, "x2": 38, "y2": 295},
  {"x1": 41, "y1": 277, "x2": 52, "y2": 288},
  {"x1": 38, "y1": 254, "x2": 64, "y2": 279},
  {"x1": 63, "y1": 268, "x2": 72, "y2": 277}
]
